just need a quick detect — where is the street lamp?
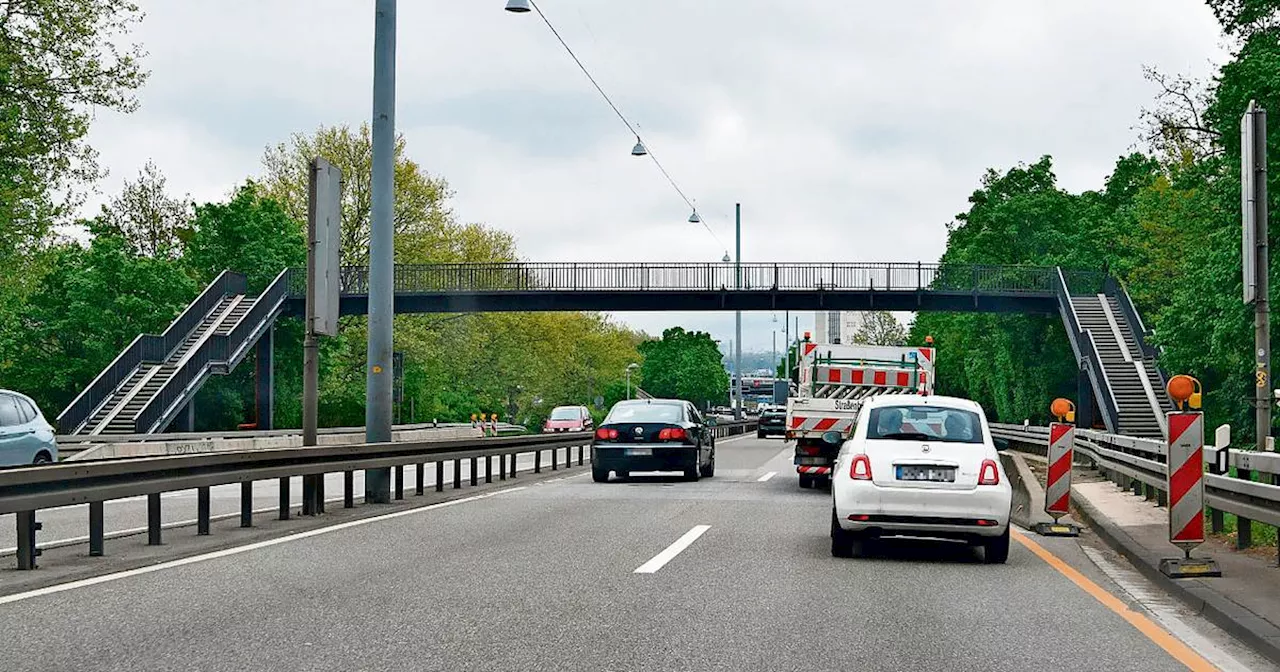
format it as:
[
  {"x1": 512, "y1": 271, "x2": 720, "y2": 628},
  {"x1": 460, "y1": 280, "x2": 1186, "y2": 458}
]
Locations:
[
  {"x1": 504, "y1": 0, "x2": 531, "y2": 12},
  {"x1": 625, "y1": 363, "x2": 639, "y2": 399}
]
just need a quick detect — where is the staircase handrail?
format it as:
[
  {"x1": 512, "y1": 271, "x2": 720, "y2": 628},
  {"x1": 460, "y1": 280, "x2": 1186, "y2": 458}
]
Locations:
[
  {"x1": 1056, "y1": 268, "x2": 1120, "y2": 433},
  {"x1": 133, "y1": 270, "x2": 290, "y2": 434}
]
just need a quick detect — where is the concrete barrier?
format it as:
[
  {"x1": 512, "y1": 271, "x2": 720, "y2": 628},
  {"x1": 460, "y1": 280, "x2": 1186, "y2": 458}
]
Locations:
[{"x1": 65, "y1": 426, "x2": 482, "y2": 461}]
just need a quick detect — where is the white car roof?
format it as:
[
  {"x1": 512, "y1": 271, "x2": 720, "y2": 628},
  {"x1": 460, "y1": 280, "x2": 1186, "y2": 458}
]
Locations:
[{"x1": 861, "y1": 394, "x2": 984, "y2": 414}]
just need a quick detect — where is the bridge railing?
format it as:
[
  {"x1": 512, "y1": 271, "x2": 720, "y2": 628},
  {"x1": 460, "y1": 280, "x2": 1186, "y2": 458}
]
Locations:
[
  {"x1": 991, "y1": 423, "x2": 1280, "y2": 539},
  {"x1": 281, "y1": 262, "x2": 1105, "y2": 297},
  {"x1": 1, "y1": 419, "x2": 757, "y2": 569}
]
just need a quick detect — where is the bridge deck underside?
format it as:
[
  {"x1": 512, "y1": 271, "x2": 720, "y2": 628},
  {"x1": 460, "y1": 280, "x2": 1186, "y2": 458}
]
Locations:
[{"x1": 282, "y1": 291, "x2": 1061, "y2": 316}]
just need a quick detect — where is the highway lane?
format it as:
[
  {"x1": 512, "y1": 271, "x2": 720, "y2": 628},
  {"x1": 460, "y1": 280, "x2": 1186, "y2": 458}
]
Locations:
[
  {"x1": 0, "y1": 435, "x2": 1259, "y2": 671},
  {"x1": 0, "y1": 443, "x2": 590, "y2": 555}
]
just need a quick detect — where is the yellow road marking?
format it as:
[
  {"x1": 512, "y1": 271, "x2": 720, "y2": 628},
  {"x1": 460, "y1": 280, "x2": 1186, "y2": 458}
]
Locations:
[{"x1": 1013, "y1": 531, "x2": 1218, "y2": 672}]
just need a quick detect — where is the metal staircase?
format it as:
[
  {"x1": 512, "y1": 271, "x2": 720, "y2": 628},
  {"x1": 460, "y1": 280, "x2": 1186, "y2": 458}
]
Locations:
[
  {"x1": 1055, "y1": 270, "x2": 1171, "y2": 439},
  {"x1": 58, "y1": 270, "x2": 288, "y2": 435}
]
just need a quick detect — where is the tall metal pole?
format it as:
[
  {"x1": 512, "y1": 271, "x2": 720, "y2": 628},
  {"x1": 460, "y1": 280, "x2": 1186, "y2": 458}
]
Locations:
[
  {"x1": 302, "y1": 162, "x2": 321, "y2": 513},
  {"x1": 626, "y1": 369, "x2": 631, "y2": 400},
  {"x1": 784, "y1": 310, "x2": 790, "y2": 383},
  {"x1": 364, "y1": 0, "x2": 396, "y2": 503},
  {"x1": 734, "y1": 203, "x2": 743, "y2": 421},
  {"x1": 1251, "y1": 105, "x2": 1271, "y2": 452}
]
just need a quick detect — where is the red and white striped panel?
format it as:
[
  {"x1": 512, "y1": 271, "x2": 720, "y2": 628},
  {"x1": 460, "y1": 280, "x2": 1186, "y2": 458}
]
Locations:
[
  {"x1": 788, "y1": 416, "x2": 856, "y2": 433},
  {"x1": 797, "y1": 465, "x2": 832, "y2": 475},
  {"x1": 816, "y1": 365, "x2": 915, "y2": 388}
]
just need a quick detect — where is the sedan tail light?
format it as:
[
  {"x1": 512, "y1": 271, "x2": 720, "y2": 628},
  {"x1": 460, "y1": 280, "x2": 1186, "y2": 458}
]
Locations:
[
  {"x1": 658, "y1": 427, "x2": 687, "y2": 441},
  {"x1": 849, "y1": 454, "x2": 872, "y2": 480},
  {"x1": 978, "y1": 459, "x2": 1000, "y2": 486},
  {"x1": 595, "y1": 428, "x2": 618, "y2": 440}
]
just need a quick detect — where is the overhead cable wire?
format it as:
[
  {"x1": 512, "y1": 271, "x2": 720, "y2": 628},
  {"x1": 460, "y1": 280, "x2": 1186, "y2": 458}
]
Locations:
[{"x1": 525, "y1": 0, "x2": 728, "y2": 254}]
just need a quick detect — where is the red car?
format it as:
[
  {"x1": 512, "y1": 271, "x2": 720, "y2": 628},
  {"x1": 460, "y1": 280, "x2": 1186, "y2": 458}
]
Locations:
[{"x1": 543, "y1": 405, "x2": 594, "y2": 433}]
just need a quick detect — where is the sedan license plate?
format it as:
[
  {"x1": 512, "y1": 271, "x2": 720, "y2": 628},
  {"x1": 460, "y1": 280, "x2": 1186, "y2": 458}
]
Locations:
[
  {"x1": 626, "y1": 448, "x2": 652, "y2": 456},
  {"x1": 896, "y1": 465, "x2": 955, "y2": 482}
]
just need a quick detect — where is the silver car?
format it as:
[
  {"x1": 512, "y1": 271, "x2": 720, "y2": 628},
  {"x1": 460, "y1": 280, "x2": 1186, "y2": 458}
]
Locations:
[{"x1": 0, "y1": 389, "x2": 57, "y2": 466}]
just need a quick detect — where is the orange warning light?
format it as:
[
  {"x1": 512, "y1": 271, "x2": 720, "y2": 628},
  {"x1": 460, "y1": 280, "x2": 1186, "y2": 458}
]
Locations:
[
  {"x1": 925, "y1": 335, "x2": 934, "y2": 346},
  {"x1": 803, "y1": 331, "x2": 811, "y2": 341},
  {"x1": 1167, "y1": 375, "x2": 1202, "y2": 410},
  {"x1": 1050, "y1": 398, "x2": 1073, "y2": 418}
]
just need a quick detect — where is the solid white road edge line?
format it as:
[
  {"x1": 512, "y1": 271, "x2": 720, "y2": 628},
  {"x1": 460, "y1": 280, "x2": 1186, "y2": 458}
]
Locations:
[
  {"x1": 757, "y1": 471, "x2": 777, "y2": 482},
  {"x1": 0, "y1": 486, "x2": 529, "y2": 606},
  {"x1": 633, "y1": 525, "x2": 711, "y2": 574}
]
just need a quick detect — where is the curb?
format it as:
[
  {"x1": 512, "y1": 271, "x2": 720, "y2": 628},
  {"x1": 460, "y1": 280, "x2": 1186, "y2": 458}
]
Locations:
[{"x1": 1072, "y1": 492, "x2": 1280, "y2": 666}]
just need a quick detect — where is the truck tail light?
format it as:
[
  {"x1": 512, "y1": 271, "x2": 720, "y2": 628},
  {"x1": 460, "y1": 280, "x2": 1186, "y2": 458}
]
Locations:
[
  {"x1": 978, "y1": 459, "x2": 1000, "y2": 486},
  {"x1": 849, "y1": 454, "x2": 872, "y2": 480},
  {"x1": 799, "y1": 445, "x2": 821, "y2": 456}
]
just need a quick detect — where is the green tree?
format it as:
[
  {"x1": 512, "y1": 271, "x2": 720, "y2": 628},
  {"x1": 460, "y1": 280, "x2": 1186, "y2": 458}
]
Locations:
[
  {"x1": 257, "y1": 123, "x2": 514, "y2": 265},
  {"x1": 0, "y1": 0, "x2": 147, "y2": 257},
  {"x1": 5, "y1": 235, "x2": 196, "y2": 413},
  {"x1": 93, "y1": 161, "x2": 193, "y2": 259},
  {"x1": 183, "y1": 182, "x2": 306, "y2": 291},
  {"x1": 637, "y1": 327, "x2": 729, "y2": 408},
  {"x1": 851, "y1": 311, "x2": 907, "y2": 346}
]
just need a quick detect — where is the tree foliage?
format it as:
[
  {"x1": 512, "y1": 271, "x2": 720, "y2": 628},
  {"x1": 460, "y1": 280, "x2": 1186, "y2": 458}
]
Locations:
[
  {"x1": 852, "y1": 312, "x2": 907, "y2": 346},
  {"x1": 0, "y1": 0, "x2": 147, "y2": 257},
  {"x1": 637, "y1": 327, "x2": 729, "y2": 408},
  {"x1": 92, "y1": 161, "x2": 192, "y2": 259}
]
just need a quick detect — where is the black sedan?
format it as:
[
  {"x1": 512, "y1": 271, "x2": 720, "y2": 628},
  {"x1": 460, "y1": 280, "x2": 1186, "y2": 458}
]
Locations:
[
  {"x1": 757, "y1": 406, "x2": 787, "y2": 438},
  {"x1": 591, "y1": 399, "x2": 716, "y2": 482}
]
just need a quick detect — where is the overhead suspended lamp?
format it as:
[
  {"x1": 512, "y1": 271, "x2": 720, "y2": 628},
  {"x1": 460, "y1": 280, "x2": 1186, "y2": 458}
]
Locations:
[
  {"x1": 688, "y1": 210, "x2": 701, "y2": 224},
  {"x1": 504, "y1": 0, "x2": 531, "y2": 12},
  {"x1": 631, "y1": 137, "x2": 647, "y2": 156},
  {"x1": 722, "y1": 252, "x2": 731, "y2": 263}
]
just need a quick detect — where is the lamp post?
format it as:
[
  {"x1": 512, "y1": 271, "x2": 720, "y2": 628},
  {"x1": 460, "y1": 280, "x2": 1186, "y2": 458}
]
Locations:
[
  {"x1": 734, "y1": 203, "x2": 742, "y2": 421},
  {"x1": 626, "y1": 363, "x2": 639, "y2": 399},
  {"x1": 364, "y1": 0, "x2": 397, "y2": 504}
]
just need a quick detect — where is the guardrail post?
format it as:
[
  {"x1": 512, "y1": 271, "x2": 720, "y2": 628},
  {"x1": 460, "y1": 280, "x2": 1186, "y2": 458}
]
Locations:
[
  {"x1": 89, "y1": 501, "x2": 105, "y2": 555},
  {"x1": 240, "y1": 482, "x2": 253, "y2": 527},
  {"x1": 345, "y1": 471, "x2": 355, "y2": 508},
  {"x1": 197, "y1": 488, "x2": 210, "y2": 536},
  {"x1": 564, "y1": 446, "x2": 571, "y2": 469},
  {"x1": 435, "y1": 462, "x2": 444, "y2": 493},
  {"x1": 453, "y1": 458, "x2": 462, "y2": 489},
  {"x1": 16, "y1": 511, "x2": 39, "y2": 570},
  {"x1": 509, "y1": 452, "x2": 517, "y2": 479},
  {"x1": 499, "y1": 453, "x2": 507, "y2": 480},
  {"x1": 148, "y1": 493, "x2": 162, "y2": 545},
  {"x1": 1238, "y1": 467, "x2": 1254, "y2": 548},
  {"x1": 279, "y1": 478, "x2": 291, "y2": 520},
  {"x1": 485, "y1": 455, "x2": 493, "y2": 483},
  {"x1": 301, "y1": 476, "x2": 315, "y2": 516},
  {"x1": 551, "y1": 448, "x2": 558, "y2": 471},
  {"x1": 416, "y1": 464, "x2": 425, "y2": 496},
  {"x1": 535, "y1": 449, "x2": 541, "y2": 473},
  {"x1": 396, "y1": 466, "x2": 405, "y2": 500},
  {"x1": 578, "y1": 445, "x2": 583, "y2": 466}
]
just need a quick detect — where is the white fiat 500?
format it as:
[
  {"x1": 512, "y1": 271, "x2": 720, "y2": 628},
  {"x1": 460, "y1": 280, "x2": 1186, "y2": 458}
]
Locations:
[{"x1": 830, "y1": 394, "x2": 1013, "y2": 563}]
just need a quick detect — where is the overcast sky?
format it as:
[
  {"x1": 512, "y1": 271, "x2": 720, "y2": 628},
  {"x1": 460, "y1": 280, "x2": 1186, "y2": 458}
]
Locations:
[{"x1": 82, "y1": 0, "x2": 1228, "y2": 353}]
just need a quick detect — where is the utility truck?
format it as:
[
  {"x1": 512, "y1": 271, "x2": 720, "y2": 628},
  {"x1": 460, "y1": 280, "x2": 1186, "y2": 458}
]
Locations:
[{"x1": 786, "y1": 335, "x2": 936, "y2": 488}]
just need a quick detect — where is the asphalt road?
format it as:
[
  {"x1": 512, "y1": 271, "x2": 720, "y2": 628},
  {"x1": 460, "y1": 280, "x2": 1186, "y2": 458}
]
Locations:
[
  {"x1": 0, "y1": 446, "x2": 585, "y2": 555},
  {"x1": 0, "y1": 435, "x2": 1261, "y2": 671}
]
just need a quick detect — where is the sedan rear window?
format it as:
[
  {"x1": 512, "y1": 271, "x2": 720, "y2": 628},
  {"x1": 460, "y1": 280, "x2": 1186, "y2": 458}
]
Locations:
[
  {"x1": 605, "y1": 403, "x2": 683, "y2": 424},
  {"x1": 865, "y1": 405, "x2": 983, "y2": 444},
  {"x1": 549, "y1": 407, "x2": 581, "y2": 420}
]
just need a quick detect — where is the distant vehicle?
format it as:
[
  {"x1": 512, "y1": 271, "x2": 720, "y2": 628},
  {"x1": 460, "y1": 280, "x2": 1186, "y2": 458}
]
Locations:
[
  {"x1": 788, "y1": 337, "x2": 936, "y2": 489},
  {"x1": 757, "y1": 406, "x2": 787, "y2": 438},
  {"x1": 0, "y1": 390, "x2": 57, "y2": 467},
  {"x1": 543, "y1": 405, "x2": 593, "y2": 433},
  {"x1": 591, "y1": 399, "x2": 715, "y2": 482},
  {"x1": 829, "y1": 394, "x2": 1012, "y2": 563}
]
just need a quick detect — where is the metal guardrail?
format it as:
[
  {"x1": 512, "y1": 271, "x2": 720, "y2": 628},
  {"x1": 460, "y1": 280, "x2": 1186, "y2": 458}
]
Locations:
[
  {"x1": 991, "y1": 422, "x2": 1280, "y2": 542},
  {"x1": 282, "y1": 263, "x2": 1106, "y2": 297},
  {"x1": 2, "y1": 420, "x2": 757, "y2": 569},
  {"x1": 53, "y1": 422, "x2": 528, "y2": 445}
]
